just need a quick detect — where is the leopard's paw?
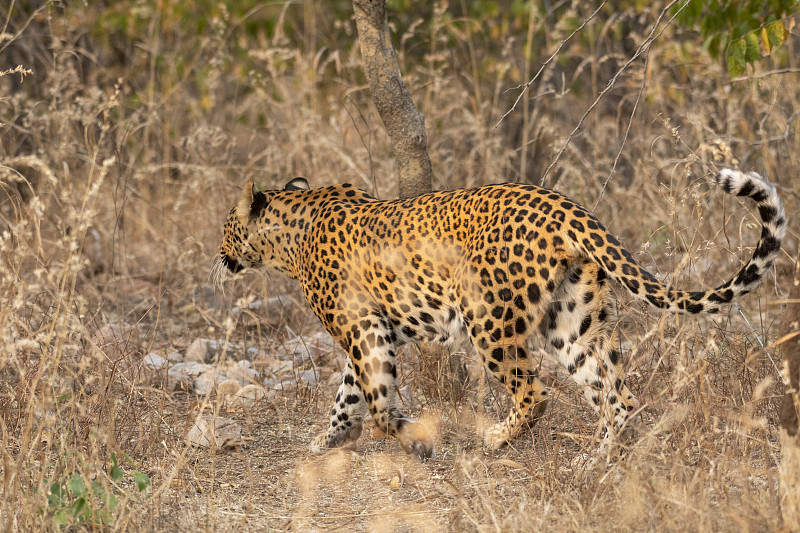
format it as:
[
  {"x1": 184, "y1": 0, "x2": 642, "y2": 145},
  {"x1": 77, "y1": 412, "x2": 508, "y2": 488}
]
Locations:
[
  {"x1": 482, "y1": 422, "x2": 512, "y2": 451},
  {"x1": 397, "y1": 419, "x2": 435, "y2": 460},
  {"x1": 309, "y1": 420, "x2": 363, "y2": 454}
]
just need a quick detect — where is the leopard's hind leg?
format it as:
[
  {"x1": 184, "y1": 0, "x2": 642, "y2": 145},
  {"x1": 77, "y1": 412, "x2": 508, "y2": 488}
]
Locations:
[
  {"x1": 539, "y1": 258, "x2": 638, "y2": 441},
  {"x1": 460, "y1": 267, "x2": 560, "y2": 450},
  {"x1": 474, "y1": 335, "x2": 550, "y2": 450}
]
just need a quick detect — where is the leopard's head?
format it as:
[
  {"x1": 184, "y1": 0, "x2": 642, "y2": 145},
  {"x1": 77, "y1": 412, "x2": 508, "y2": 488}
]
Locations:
[{"x1": 214, "y1": 177, "x2": 310, "y2": 283}]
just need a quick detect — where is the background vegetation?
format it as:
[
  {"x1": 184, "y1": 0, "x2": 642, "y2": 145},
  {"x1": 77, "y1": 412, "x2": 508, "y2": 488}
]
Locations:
[{"x1": 1, "y1": 0, "x2": 798, "y2": 530}]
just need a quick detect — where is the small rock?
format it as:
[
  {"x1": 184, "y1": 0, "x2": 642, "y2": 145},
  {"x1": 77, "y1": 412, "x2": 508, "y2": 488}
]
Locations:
[
  {"x1": 144, "y1": 353, "x2": 166, "y2": 370},
  {"x1": 167, "y1": 362, "x2": 211, "y2": 391},
  {"x1": 232, "y1": 296, "x2": 294, "y2": 325},
  {"x1": 216, "y1": 379, "x2": 242, "y2": 405},
  {"x1": 185, "y1": 339, "x2": 209, "y2": 363},
  {"x1": 183, "y1": 412, "x2": 242, "y2": 449},
  {"x1": 185, "y1": 338, "x2": 239, "y2": 363},
  {"x1": 246, "y1": 347, "x2": 267, "y2": 360},
  {"x1": 263, "y1": 369, "x2": 318, "y2": 390},
  {"x1": 184, "y1": 415, "x2": 214, "y2": 448},
  {"x1": 398, "y1": 386, "x2": 413, "y2": 408},
  {"x1": 233, "y1": 384, "x2": 267, "y2": 409},
  {"x1": 166, "y1": 351, "x2": 183, "y2": 363},
  {"x1": 81, "y1": 227, "x2": 106, "y2": 276},
  {"x1": 225, "y1": 360, "x2": 258, "y2": 385},
  {"x1": 254, "y1": 353, "x2": 292, "y2": 377},
  {"x1": 230, "y1": 298, "x2": 264, "y2": 317},
  {"x1": 280, "y1": 332, "x2": 336, "y2": 364},
  {"x1": 94, "y1": 322, "x2": 141, "y2": 360},
  {"x1": 193, "y1": 367, "x2": 226, "y2": 396},
  {"x1": 265, "y1": 295, "x2": 294, "y2": 317},
  {"x1": 262, "y1": 378, "x2": 284, "y2": 391},
  {"x1": 295, "y1": 369, "x2": 318, "y2": 384}
]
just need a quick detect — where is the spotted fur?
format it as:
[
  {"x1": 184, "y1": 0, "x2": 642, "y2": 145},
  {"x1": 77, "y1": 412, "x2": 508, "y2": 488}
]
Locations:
[{"x1": 216, "y1": 170, "x2": 785, "y2": 458}]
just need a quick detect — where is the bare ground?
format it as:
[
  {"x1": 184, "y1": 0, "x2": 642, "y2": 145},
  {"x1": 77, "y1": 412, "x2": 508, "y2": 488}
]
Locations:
[{"x1": 117, "y1": 276, "x2": 787, "y2": 532}]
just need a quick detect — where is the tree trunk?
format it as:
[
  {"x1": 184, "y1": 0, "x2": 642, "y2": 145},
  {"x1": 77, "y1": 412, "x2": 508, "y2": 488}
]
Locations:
[
  {"x1": 352, "y1": 0, "x2": 432, "y2": 199},
  {"x1": 779, "y1": 249, "x2": 800, "y2": 529},
  {"x1": 352, "y1": 1, "x2": 467, "y2": 397}
]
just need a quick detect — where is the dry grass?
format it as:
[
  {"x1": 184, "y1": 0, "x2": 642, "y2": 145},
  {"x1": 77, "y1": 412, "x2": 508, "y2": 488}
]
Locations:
[{"x1": 1, "y1": 1, "x2": 798, "y2": 531}]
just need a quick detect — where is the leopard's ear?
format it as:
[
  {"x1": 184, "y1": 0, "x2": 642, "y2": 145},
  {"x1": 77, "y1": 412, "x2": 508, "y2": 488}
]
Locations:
[
  {"x1": 236, "y1": 181, "x2": 268, "y2": 225},
  {"x1": 285, "y1": 177, "x2": 309, "y2": 191},
  {"x1": 236, "y1": 181, "x2": 255, "y2": 225}
]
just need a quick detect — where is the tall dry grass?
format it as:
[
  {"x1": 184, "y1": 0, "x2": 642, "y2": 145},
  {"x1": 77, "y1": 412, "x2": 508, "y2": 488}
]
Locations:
[{"x1": 0, "y1": 1, "x2": 798, "y2": 531}]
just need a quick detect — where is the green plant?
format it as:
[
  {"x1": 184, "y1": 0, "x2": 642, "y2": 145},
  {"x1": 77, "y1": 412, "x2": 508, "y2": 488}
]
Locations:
[
  {"x1": 44, "y1": 453, "x2": 150, "y2": 528},
  {"x1": 675, "y1": 0, "x2": 797, "y2": 76}
]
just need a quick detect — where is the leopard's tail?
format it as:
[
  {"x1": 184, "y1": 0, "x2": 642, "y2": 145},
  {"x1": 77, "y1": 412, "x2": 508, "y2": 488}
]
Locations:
[{"x1": 585, "y1": 169, "x2": 785, "y2": 314}]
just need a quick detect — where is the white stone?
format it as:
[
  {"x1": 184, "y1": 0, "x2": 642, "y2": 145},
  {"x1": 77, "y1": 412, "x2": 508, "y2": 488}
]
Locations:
[
  {"x1": 216, "y1": 379, "x2": 243, "y2": 406},
  {"x1": 296, "y1": 369, "x2": 319, "y2": 384},
  {"x1": 185, "y1": 338, "x2": 239, "y2": 363},
  {"x1": 263, "y1": 369, "x2": 318, "y2": 390},
  {"x1": 224, "y1": 360, "x2": 258, "y2": 385},
  {"x1": 166, "y1": 351, "x2": 183, "y2": 363},
  {"x1": 281, "y1": 332, "x2": 336, "y2": 363},
  {"x1": 233, "y1": 384, "x2": 267, "y2": 409},
  {"x1": 144, "y1": 353, "x2": 166, "y2": 370},
  {"x1": 193, "y1": 367, "x2": 226, "y2": 396},
  {"x1": 231, "y1": 296, "x2": 296, "y2": 327},
  {"x1": 166, "y1": 362, "x2": 211, "y2": 391},
  {"x1": 246, "y1": 347, "x2": 266, "y2": 359}
]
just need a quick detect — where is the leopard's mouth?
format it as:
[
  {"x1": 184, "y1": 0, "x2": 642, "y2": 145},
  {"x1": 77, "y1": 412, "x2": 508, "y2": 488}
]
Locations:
[
  {"x1": 211, "y1": 255, "x2": 252, "y2": 289},
  {"x1": 221, "y1": 255, "x2": 245, "y2": 273}
]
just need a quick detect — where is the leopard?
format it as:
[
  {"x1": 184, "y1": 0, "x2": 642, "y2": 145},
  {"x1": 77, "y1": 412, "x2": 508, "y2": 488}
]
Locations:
[{"x1": 214, "y1": 170, "x2": 785, "y2": 459}]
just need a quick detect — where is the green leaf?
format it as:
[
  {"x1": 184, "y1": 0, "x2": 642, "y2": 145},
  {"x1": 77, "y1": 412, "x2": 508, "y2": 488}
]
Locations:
[
  {"x1": 727, "y1": 59, "x2": 744, "y2": 78},
  {"x1": 702, "y1": 33, "x2": 722, "y2": 60},
  {"x1": 766, "y1": 20, "x2": 786, "y2": 49},
  {"x1": 96, "y1": 509, "x2": 112, "y2": 525},
  {"x1": 110, "y1": 464, "x2": 123, "y2": 481},
  {"x1": 68, "y1": 474, "x2": 86, "y2": 498},
  {"x1": 727, "y1": 39, "x2": 747, "y2": 77},
  {"x1": 110, "y1": 453, "x2": 123, "y2": 481},
  {"x1": 92, "y1": 479, "x2": 106, "y2": 499},
  {"x1": 107, "y1": 493, "x2": 119, "y2": 511},
  {"x1": 53, "y1": 508, "x2": 71, "y2": 526},
  {"x1": 69, "y1": 497, "x2": 90, "y2": 522},
  {"x1": 700, "y1": 9, "x2": 724, "y2": 36},
  {"x1": 676, "y1": 0, "x2": 702, "y2": 25},
  {"x1": 47, "y1": 482, "x2": 66, "y2": 508},
  {"x1": 744, "y1": 32, "x2": 760, "y2": 63},
  {"x1": 134, "y1": 471, "x2": 151, "y2": 492}
]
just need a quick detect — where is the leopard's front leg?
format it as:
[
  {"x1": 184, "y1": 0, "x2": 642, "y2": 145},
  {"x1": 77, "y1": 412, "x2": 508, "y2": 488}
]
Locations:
[{"x1": 351, "y1": 315, "x2": 434, "y2": 459}]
